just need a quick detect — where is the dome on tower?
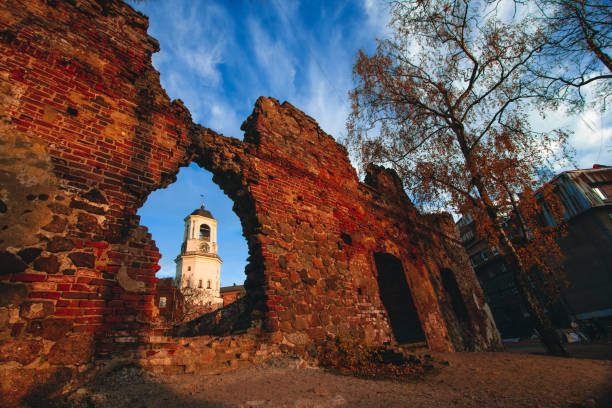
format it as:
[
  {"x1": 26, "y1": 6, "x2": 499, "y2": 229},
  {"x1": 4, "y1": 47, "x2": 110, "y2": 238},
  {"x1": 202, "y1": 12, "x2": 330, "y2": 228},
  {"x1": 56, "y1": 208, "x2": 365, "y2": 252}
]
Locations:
[{"x1": 190, "y1": 204, "x2": 215, "y2": 219}]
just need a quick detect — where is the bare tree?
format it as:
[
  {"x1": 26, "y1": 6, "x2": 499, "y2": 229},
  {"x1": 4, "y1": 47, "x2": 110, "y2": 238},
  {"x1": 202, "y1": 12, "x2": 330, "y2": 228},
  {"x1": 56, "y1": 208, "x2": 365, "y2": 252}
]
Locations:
[
  {"x1": 500, "y1": 0, "x2": 612, "y2": 110},
  {"x1": 347, "y1": 0, "x2": 574, "y2": 355}
]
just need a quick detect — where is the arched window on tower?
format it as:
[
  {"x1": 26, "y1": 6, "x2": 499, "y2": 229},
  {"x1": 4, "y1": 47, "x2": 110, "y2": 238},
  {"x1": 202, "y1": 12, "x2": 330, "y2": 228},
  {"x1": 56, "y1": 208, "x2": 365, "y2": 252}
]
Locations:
[
  {"x1": 207, "y1": 280, "x2": 211, "y2": 289},
  {"x1": 198, "y1": 279, "x2": 203, "y2": 288},
  {"x1": 199, "y1": 224, "x2": 211, "y2": 241}
]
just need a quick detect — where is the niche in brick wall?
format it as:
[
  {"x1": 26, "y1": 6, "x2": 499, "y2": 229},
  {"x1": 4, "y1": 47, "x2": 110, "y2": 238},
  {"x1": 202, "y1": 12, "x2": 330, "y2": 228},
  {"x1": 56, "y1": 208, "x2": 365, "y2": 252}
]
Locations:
[
  {"x1": 137, "y1": 163, "x2": 248, "y2": 289},
  {"x1": 374, "y1": 252, "x2": 426, "y2": 345}
]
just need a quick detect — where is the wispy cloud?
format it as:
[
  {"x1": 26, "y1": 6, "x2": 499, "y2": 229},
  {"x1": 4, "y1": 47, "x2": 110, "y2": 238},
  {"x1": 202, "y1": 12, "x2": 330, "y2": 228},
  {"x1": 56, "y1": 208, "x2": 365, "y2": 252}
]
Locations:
[
  {"x1": 206, "y1": 100, "x2": 242, "y2": 138},
  {"x1": 153, "y1": 3, "x2": 232, "y2": 87},
  {"x1": 363, "y1": 0, "x2": 392, "y2": 37},
  {"x1": 247, "y1": 17, "x2": 297, "y2": 97},
  {"x1": 571, "y1": 110, "x2": 612, "y2": 167}
]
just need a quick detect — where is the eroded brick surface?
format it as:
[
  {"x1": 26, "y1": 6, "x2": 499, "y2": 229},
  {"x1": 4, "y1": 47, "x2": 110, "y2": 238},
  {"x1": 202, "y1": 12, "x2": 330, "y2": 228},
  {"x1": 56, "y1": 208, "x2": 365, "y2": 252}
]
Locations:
[{"x1": 0, "y1": 0, "x2": 501, "y2": 405}]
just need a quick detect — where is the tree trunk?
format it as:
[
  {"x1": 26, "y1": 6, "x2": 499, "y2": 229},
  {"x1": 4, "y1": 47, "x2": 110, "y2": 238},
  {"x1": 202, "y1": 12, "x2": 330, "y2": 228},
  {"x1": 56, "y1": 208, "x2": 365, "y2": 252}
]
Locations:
[
  {"x1": 455, "y1": 125, "x2": 567, "y2": 356},
  {"x1": 495, "y1": 226, "x2": 568, "y2": 357}
]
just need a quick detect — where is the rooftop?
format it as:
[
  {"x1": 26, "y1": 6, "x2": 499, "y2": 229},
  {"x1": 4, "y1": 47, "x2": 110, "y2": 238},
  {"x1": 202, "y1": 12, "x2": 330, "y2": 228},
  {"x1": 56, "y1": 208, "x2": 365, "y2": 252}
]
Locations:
[{"x1": 190, "y1": 204, "x2": 215, "y2": 219}]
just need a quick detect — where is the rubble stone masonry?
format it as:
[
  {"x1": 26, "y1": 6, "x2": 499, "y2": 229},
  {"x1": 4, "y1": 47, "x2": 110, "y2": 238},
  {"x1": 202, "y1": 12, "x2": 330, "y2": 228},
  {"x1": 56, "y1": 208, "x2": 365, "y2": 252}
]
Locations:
[{"x1": 0, "y1": 0, "x2": 501, "y2": 405}]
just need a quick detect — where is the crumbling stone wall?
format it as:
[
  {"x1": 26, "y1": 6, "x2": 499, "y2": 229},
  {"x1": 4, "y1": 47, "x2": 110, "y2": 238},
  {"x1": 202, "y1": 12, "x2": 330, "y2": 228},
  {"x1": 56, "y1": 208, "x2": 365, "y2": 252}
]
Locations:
[
  {"x1": 0, "y1": 0, "x2": 501, "y2": 405},
  {"x1": 191, "y1": 98, "x2": 501, "y2": 354}
]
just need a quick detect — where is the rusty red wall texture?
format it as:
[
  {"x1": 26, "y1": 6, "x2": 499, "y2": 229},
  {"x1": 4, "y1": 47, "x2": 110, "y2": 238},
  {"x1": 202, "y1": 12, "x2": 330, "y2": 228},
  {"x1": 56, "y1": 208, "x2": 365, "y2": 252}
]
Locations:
[{"x1": 0, "y1": 0, "x2": 501, "y2": 405}]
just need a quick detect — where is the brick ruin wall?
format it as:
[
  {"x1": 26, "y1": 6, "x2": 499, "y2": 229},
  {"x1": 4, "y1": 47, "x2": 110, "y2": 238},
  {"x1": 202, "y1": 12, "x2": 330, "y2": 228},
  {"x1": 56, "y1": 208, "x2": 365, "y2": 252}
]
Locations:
[{"x1": 0, "y1": 0, "x2": 502, "y2": 405}]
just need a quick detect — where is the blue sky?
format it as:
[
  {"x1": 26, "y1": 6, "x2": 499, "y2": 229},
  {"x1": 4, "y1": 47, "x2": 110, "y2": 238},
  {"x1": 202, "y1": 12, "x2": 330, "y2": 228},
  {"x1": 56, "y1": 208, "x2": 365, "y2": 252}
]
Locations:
[
  {"x1": 131, "y1": 0, "x2": 610, "y2": 285},
  {"x1": 132, "y1": 0, "x2": 389, "y2": 285}
]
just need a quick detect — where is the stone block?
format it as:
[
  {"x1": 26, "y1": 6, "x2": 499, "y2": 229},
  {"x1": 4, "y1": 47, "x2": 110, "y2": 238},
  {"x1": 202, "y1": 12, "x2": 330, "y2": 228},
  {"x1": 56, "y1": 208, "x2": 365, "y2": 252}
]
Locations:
[
  {"x1": 28, "y1": 318, "x2": 74, "y2": 340},
  {"x1": 68, "y1": 252, "x2": 95, "y2": 268},
  {"x1": 0, "y1": 366, "x2": 73, "y2": 407},
  {"x1": 42, "y1": 215, "x2": 67, "y2": 233},
  {"x1": 17, "y1": 248, "x2": 42, "y2": 263},
  {"x1": 20, "y1": 301, "x2": 54, "y2": 319},
  {"x1": 0, "y1": 251, "x2": 27, "y2": 275},
  {"x1": 47, "y1": 237, "x2": 75, "y2": 253},
  {"x1": 48, "y1": 334, "x2": 94, "y2": 365},
  {"x1": 0, "y1": 339, "x2": 43, "y2": 365},
  {"x1": 33, "y1": 255, "x2": 60, "y2": 274},
  {"x1": 0, "y1": 283, "x2": 28, "y2": 307}
]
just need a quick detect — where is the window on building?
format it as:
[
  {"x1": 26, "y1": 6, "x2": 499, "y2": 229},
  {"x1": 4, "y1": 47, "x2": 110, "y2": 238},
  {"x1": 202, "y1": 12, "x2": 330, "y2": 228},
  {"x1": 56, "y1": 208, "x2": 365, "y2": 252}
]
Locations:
[
  {"x1": 199, "y1": 224, "x2": 211, "y2": 241},
  {"x1": 159, "y1": 297, "x2": 167, "y2": 308},
  {"x1": 187, "y1": 266, "x2": 191, "y2": 271},
  {"x1": 470, "y1": 256, "x2": 479, "y2": 267},
  {"x1": 198, "y1": 280, "x2": 202, "y2": 288},
  {"x1": 593, "y1": 187, "x2": 606, "y2": 200},
  {"x1": 207, "y1": 280, "x2": 211, "y2": 289},
  {"x1": 461, "y1": 230, "x2": 475, "y2": 242}
]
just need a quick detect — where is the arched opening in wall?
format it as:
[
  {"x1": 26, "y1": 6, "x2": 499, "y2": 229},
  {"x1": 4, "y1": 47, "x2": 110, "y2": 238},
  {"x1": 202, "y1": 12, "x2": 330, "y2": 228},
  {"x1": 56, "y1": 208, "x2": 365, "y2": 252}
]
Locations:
[
  {"x1": 439, "y1": 268, "x2": 469, "y2": 323},
  {"x1": 374, "y1": 252, "x2": 426, "y2": 344},
  {"x1": 137, "y1": 163, "x2": 249, "y2": 325},
  {"x1": 199, "y1": 224, "x2": 211, "y2": 241}
]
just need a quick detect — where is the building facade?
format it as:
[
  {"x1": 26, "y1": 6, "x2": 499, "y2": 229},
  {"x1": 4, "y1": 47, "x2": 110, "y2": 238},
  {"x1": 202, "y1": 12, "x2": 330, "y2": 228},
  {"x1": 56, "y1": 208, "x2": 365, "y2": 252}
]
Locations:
[
  {"x1": 457, "y1": 165, "x2": 612, "y2": 338},
  {"x1": 220, "y1": 284, "x2": 246, "y2": 307},
  {"x1": 175, "y1": 205, "x2": 223, "y2": 306}
]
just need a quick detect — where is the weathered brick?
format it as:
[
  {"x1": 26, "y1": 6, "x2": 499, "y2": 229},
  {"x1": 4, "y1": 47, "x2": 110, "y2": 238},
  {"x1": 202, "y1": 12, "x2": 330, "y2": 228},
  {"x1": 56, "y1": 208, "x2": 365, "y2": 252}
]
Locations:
[
  {"x1": 29, "y1": 291, "x2": 61, "y2": 300},
  {"x1": 11, "y1": 273, "x2": 46, "y2": 282},
  {"x1": 54, "y1": 308, "x2": 83, "y2": 317}
]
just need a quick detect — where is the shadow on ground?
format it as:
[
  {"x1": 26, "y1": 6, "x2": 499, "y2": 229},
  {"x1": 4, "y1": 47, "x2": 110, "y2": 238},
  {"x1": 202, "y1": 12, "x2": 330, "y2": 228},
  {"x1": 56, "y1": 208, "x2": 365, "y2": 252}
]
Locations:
[
  {"x1": 504, "y1": 341, "x2": 612, "y2": 361},
  {"x1": 19, "y1": 349, "x2": 612, "y2": 408}
]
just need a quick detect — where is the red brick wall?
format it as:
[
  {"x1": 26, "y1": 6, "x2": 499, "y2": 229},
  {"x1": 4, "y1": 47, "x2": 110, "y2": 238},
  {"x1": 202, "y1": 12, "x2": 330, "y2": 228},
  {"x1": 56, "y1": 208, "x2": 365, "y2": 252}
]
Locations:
[
  {"x1": 0, "y1": 0, "x2": 501, "y2": 405},
  {"x1": 221, "y1": 290, "x2": 243, "y2": 307},
  {"x1": 0, "y1": 1, "x2": 197, "y2": 404}
]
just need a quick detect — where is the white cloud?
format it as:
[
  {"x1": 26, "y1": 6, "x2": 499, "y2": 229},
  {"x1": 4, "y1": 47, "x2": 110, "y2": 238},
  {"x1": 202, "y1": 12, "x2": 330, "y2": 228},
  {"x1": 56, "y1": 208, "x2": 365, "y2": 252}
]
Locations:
[
  {"x1": 571, "y1": 110, "x2": 612, "y2": 167},
  {"x1": 297, "y1": 59, "x2": 350, "y2": 140},
  {"x1": 363, "y1": 0, "x2": 391, "y2": 37},
  {"x1": 152, "y1": 2, "x2": 234, "y2": 88},
  {"x1": 528, "y1": 105, "x2": 612, "y2": 170},
  {"x1": 247, "y1": 17, "x2": 297, "y2": 96},
  {"x1": 180, "y1": 43, "x2": 224, "y2": 87},
  {"x1": 207, "y1": 101, "x2": 242, "y2": 138}
]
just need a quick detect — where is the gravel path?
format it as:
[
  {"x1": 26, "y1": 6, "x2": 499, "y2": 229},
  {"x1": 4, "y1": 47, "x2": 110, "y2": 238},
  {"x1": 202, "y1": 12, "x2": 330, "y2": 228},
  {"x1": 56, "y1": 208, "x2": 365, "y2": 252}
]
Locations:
[{"x1": 55, "y1": 347, "x2": 612, "y2": 408}]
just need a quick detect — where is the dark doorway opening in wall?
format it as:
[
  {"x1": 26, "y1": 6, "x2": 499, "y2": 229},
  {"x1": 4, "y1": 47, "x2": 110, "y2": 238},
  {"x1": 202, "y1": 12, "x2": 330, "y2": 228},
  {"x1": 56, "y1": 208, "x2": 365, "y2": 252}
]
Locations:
[
  {"x1": 374, "y1": 252, "x2": 425, "y2": 344},
  {"x1": 439, "y1": 268, "x2": 469, "y2": 323}
]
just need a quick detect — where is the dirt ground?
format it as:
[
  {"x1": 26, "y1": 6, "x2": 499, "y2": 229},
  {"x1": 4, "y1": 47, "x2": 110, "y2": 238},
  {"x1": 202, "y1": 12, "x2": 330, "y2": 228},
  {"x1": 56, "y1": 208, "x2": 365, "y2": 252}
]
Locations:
[{"x1": 49, "y1": 343, "x2": 612, "y2": 408}]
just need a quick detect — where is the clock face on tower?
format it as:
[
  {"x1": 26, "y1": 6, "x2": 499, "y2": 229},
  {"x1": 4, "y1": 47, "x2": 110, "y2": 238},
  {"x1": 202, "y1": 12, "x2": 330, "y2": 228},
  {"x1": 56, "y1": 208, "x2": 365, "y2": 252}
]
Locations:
[{"x1": 200, "y1": 242, "x2": 210, "y2": 253}]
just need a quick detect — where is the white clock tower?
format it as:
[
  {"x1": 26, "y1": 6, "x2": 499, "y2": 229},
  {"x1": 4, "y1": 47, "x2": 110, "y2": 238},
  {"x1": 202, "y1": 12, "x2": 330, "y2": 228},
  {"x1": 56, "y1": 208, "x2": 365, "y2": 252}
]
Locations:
[{"x1": 175, "y1": 205, "x2": 223, "y2": 306}]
